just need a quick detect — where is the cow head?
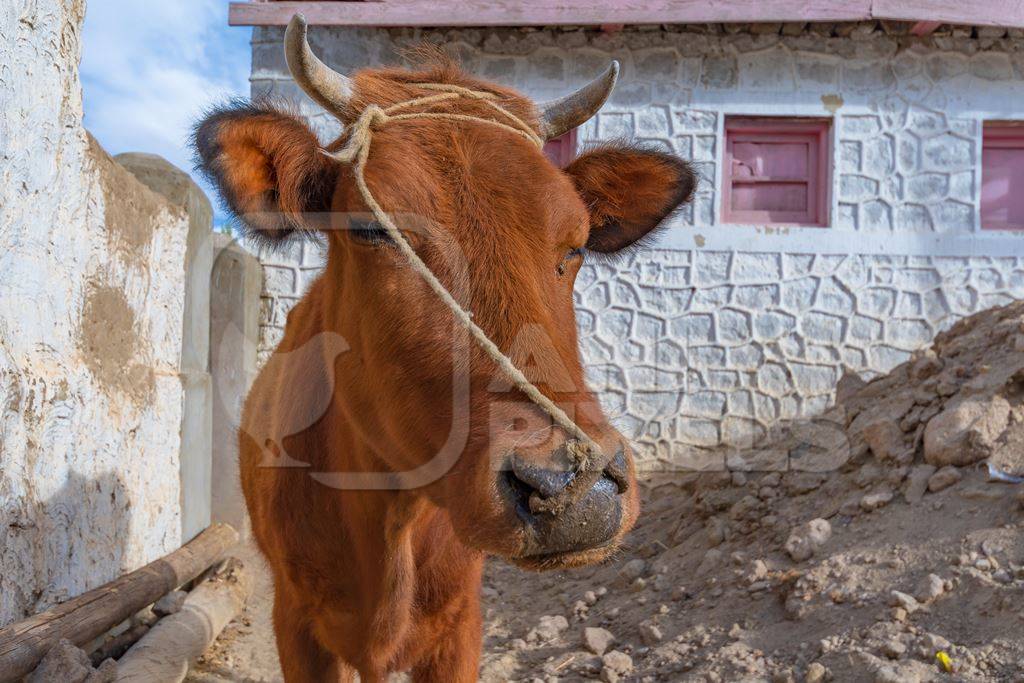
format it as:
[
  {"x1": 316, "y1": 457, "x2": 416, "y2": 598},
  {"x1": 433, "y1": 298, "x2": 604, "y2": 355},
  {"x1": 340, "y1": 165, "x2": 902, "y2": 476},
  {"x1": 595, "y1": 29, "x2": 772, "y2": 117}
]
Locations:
[{"x1": 195, "y1": 16, "x2": 695, "y2": 570}]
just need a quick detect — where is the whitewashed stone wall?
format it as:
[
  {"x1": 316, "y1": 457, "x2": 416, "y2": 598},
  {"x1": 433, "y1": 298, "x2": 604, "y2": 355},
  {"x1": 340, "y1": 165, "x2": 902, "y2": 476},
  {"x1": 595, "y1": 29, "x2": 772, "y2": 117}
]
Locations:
[
  {"x1": 248, "y1": 22, "x2": 1024, "y2": 469},
  {"x1": 0, "y1": 0, "x2": 190, "y2": 625}
]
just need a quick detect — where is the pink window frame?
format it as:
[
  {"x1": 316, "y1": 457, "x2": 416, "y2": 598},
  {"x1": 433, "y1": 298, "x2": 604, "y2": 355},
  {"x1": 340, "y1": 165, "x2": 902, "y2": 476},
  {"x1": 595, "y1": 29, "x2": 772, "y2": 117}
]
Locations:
[
  {"x1": 981, "y1": 123, "x2": 1024, "y2": 231},
  {"x1": 543, "y1": 128, "x2": 578, "y2": 168},
  {"x1": 722, "y1": 117, "x2": 831, "y2": 227}
]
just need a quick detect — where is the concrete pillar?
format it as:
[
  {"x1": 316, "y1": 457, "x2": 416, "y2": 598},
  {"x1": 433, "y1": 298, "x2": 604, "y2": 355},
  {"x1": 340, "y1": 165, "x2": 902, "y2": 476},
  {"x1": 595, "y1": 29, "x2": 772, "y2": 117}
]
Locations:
[
  {"x1": 209, "y1": 234, "x2": 262, "y2": 539},
  {"x1": 116, "y1": 153, "x2": 214, "y2": 542}
]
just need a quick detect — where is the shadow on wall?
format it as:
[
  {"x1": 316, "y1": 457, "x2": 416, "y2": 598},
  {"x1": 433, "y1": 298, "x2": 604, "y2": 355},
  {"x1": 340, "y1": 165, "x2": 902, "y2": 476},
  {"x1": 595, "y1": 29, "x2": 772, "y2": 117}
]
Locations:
[{"x1": 0, "y1": 470, "x2": 131, "y2": 623}]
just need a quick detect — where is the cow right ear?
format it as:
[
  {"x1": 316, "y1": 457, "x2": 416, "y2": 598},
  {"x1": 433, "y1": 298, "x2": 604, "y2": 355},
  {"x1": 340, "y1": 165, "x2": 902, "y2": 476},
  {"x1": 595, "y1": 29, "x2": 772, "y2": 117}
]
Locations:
[{"x1": 193, "y1": 100, "x2": 338, "y2": 244}]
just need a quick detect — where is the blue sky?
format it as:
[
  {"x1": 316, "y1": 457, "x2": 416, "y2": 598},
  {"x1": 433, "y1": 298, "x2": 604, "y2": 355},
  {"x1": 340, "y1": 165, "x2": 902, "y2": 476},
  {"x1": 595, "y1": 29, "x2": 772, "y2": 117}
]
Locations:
[{"x1": 81, "y1": 0, "x2": 252, "y2": 225}]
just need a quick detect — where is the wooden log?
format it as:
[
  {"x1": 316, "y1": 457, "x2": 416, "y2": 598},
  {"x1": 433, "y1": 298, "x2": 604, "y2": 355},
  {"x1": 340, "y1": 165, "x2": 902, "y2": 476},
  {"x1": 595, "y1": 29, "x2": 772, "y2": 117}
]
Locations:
[
  {"x1": 0, "y1": 523, "x2": 238, "y2": 683},
  {"x1": 114, "y1": 559, "x2": 254, "y2": 683},
  {"x1": 89, "y1": 622, "x2": 152, "y2": 667}
]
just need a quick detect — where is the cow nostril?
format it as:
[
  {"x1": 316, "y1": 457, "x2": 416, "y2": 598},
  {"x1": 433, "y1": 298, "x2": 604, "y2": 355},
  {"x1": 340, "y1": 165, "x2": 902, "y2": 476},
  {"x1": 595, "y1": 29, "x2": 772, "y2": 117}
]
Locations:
[
  {"x1": 602, "y1": 447, "x2": 630, "y2": 494},
  {"x1": 503, "y1": 469, "x2": 534, "y2": 521},
  {"x1": 509, "y1": 457, "x2": 575, "y2": 500}
]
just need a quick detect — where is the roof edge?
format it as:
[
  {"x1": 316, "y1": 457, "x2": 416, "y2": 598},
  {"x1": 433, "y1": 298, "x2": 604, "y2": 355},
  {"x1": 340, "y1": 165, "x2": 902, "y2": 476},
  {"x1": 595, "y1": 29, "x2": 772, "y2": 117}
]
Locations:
[{"x1": 228, "y1": 1, "x2": 1024, "y2": 30}]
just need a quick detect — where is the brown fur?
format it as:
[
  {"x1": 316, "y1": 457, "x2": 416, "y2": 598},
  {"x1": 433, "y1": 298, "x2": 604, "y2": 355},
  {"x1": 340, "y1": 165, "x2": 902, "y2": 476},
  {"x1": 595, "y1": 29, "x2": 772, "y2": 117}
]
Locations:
[{"x1": 194, "y1": 61, "x2": 695, "y2": 681}]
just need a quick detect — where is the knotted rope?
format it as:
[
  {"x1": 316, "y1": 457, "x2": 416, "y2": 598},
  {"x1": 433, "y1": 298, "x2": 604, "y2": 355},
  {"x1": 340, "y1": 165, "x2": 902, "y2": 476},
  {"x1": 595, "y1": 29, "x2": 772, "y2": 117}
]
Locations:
[{"x1": 326, "y1": 84, "x2": 601, "y2": 473}]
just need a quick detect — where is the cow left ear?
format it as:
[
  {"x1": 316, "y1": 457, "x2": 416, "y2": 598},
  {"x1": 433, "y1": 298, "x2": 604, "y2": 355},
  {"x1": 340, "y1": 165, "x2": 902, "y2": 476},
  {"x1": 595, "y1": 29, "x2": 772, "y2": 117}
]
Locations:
[
  {"x1": 564, "y1": 145, "x2": 696, "y2": 253},
  {"x1": 192, "y1": 100, "x2": 338, "y2": 245}
]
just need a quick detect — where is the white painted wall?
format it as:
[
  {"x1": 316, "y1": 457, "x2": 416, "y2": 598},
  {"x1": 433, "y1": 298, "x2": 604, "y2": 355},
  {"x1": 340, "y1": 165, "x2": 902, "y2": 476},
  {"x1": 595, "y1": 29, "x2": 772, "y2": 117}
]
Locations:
[
  {"x1": 0, "y1": 0, "x2": 189, "y2": 626},
  {"x1": 249, "y1": 22, "x2": 1024, "y2": 469}
]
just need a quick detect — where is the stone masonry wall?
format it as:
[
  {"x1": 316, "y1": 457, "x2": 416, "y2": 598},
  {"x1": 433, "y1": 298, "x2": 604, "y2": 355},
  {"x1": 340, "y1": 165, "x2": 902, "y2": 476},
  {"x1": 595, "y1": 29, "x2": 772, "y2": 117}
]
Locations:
[{"x1": 248, "y1": 22, "x2": 1024, "y2": 470}]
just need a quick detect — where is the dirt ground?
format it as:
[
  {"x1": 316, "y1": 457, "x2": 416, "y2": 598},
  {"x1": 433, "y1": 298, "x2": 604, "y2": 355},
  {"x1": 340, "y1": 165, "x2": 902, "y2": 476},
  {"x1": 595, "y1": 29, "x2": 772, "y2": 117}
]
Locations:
[
  {"x1": 186, "y1": 474, "x2": 1024, "y2": 683},
  {"x1": 187, "y1": 304, "x2": 1024, "y2": 683}
]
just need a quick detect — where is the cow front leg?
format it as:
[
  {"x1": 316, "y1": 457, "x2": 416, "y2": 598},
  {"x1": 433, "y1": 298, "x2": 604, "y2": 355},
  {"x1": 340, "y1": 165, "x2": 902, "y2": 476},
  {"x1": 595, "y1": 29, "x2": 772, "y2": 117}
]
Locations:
[
  {"x1": 273, "y1": 586, "x2": 351, "y2": 682},
  {"x1": 410, "y1": 597, "x2": 483, "y2": 683}
]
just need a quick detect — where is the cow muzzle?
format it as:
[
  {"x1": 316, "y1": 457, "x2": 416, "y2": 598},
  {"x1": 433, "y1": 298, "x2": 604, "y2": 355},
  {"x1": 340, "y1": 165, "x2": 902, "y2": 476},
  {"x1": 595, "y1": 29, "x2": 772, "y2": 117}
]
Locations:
[{"x1": 499, "y1": 443, "x2": 630, "y2": 558}]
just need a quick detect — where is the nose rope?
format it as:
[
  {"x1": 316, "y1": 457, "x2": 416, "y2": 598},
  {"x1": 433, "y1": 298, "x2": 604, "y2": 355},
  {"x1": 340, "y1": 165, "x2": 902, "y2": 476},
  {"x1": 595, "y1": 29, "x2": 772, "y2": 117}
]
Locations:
[{"x1": 325, "y1": 84, "x2": 601, "y2": 471}]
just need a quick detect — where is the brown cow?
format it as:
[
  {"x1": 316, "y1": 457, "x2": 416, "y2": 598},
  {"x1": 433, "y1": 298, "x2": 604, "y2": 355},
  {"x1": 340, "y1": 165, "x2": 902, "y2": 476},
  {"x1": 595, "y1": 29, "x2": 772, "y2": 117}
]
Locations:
[{"x1": 194, "y1": 15, "x2": 694, "y2": 683}]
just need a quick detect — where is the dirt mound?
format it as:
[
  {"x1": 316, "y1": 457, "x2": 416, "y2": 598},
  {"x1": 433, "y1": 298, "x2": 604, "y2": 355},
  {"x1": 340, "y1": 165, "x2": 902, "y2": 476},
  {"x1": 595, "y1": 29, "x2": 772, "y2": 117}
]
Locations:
[
  {"x1": 478, "y1": 303, "x2": 1024, "y2": 682},
  {"x1": 188, "y1": 304, "x2": 1024, "y2": 682},
  {"x1": 844, "y1": 299, "x2": 1024, "y2": 477}
]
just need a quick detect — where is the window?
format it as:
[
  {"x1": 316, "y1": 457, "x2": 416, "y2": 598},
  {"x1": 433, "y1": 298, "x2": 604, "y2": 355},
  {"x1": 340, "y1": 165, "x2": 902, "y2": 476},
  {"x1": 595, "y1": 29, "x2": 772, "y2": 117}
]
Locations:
[
  {"x1": 982, "y1": 124, "x2": 1024, "y2": 231},
  {"x1": 543, "y1": 129, "x2": 577, "y2": 168},
  {"x1": 722, "y1": 118, "x2": 831, "y2": 227}
]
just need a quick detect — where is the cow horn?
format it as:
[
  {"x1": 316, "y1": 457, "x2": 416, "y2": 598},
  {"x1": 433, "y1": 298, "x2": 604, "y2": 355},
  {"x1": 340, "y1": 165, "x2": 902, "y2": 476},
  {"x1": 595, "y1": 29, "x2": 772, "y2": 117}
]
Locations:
[
  {"x1": 537, "y1": 61, "x2": 619, "y2": 140},
  {"x1": 284, "y1": 14, "x2": 354, "y2": 115}
]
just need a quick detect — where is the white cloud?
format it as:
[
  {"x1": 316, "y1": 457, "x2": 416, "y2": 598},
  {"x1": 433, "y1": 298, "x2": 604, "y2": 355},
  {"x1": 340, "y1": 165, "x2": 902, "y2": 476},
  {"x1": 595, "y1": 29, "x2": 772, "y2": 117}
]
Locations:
[{"x1": 81, "y1": 0, "x2": 251, "y2": 221}]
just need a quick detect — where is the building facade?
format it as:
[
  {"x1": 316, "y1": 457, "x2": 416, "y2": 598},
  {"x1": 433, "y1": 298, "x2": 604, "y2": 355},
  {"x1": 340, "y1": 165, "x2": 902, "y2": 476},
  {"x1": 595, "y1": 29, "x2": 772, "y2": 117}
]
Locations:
[{"x1": 245, "y1": 20, "x2": 1024, "y2": 470}]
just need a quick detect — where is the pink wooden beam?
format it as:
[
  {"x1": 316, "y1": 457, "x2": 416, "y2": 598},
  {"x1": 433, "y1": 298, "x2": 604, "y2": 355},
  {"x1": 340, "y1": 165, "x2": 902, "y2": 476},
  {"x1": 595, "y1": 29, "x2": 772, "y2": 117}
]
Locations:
[
  {"x1": 909, "y1": 20, "x2": 942, "y2": 36},
  {"x1": 872, "y1": 0, "x2": 1024, "y2": 29},
  {"x1": 228, "y1": 0, "x2": 873, "y2": 27},
  {"x1": 229, "y1": 0, "x2": 1024, "y2": 29}
]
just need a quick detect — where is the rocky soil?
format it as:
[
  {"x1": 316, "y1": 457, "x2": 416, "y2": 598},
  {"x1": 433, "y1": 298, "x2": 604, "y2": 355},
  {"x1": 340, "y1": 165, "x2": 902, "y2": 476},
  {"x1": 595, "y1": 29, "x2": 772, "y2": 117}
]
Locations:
[{"x1": 189, "y1": 303, "x2": 1024, "y2": 682}]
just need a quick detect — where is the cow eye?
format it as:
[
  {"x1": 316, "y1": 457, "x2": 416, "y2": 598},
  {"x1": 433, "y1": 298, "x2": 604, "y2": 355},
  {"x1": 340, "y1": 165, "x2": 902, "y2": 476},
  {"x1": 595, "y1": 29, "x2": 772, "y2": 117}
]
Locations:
[
  {"x1": 348, "y1": 217, "x2": 392, "y2": 245},
  {"x1": 557, "y1": 247, "x2": 585, "y2": 276}
]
